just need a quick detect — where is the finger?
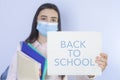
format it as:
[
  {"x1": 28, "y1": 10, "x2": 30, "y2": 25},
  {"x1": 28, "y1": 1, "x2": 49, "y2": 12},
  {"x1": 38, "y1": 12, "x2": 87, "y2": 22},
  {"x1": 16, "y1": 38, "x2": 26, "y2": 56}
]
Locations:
[
  {"x1": 100, "y1": 57, "x2": 107, "y2": 62},
  {"x1": 99, "y1": 64, "x2": 105, "y2": 71},
  {"x1": 96, "y1": 56, "x2": 101, "y2": 60},
  {"x1": 88, "y1": 75, "x2": 95, "y2": 78},
  {"x1": 100, "y1": 53, "x2": 108, "y2": 59},
  {"x1": 95, "y1": 60, "x2": 106, "y2": 67},
  {"x1": 39, "y1": 69, "x2": 41, "y2": 76},
  {"x1": 96, "y1": 56, "x2": 107, "y2": 64},
  {"x1": 96, "y1": 57, "x2": 108, "y2": 69}
]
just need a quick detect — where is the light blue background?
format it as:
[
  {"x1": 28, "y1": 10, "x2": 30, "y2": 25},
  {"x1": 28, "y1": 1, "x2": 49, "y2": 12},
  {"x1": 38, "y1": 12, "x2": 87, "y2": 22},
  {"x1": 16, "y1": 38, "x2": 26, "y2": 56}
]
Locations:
[{"x1": 0, "y1": 0, "x2": 120, "y2": 80}]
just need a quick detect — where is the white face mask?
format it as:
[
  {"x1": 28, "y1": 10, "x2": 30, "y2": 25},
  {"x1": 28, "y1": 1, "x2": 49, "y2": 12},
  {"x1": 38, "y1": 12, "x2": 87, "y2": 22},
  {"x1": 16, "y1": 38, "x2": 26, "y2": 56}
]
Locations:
[{"x1": 36, "y1": 21, "x2": 58, "y2": 37}]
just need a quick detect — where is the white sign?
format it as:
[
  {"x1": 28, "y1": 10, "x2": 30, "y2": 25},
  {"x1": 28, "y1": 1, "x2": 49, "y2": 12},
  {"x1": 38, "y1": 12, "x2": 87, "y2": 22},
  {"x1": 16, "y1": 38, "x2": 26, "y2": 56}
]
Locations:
[{"x1": 47, "y1": 31, "x2": 102, "y2": 75}]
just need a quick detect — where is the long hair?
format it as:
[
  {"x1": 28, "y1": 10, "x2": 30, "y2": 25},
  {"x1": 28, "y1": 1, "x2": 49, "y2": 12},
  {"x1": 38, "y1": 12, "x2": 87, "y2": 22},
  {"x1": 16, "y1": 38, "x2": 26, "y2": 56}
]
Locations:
[
  {"x1": 25, "y1": 3, "x2": 61, "y2": 43},
  {"x1": 25, "y1": 3, "x2": 64, "y2": 79}
]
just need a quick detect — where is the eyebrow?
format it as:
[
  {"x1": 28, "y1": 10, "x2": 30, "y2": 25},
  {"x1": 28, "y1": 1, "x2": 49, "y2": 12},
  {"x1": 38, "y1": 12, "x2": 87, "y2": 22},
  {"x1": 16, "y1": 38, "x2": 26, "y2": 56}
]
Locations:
[
  {"x1": 41, "y1": 15, "x2": 47, "y2": 18},
  {"x1": 51, "y1": 17, "x2": 57, "y2": 19},
  {"x1": 40, "y1": 15, "x2": 57, "y2": 19}
]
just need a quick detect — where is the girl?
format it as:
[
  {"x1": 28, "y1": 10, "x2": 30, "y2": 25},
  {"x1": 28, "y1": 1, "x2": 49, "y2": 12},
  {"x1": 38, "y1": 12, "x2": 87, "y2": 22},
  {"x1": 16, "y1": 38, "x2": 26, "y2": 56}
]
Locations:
[{"x1": 1, "y1": 3, "x2": 108, "y2": 80}]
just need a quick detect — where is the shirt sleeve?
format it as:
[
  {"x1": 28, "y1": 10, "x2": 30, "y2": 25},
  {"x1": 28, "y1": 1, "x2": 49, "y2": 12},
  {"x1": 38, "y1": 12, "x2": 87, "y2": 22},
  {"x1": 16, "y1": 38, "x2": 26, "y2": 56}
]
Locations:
[
  {"x1": 6, "y1": 43, "x2": 21, "y2": 80},
  {"x1": 6, "y1": 53, "x2": 17, "y2": 80}
]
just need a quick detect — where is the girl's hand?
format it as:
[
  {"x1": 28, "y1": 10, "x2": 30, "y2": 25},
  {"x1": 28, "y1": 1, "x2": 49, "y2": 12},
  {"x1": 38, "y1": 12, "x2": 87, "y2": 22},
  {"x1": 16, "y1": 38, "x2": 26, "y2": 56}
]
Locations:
[
  {"x1": 39, "y1": 68, "x2": 41, "y2": 76},
  {"x1": 88, "y1": 53, "x2": 108, "y2": 78},
  {"x1": 95, "y1": 53, "x2": 108, "y2": 71}
]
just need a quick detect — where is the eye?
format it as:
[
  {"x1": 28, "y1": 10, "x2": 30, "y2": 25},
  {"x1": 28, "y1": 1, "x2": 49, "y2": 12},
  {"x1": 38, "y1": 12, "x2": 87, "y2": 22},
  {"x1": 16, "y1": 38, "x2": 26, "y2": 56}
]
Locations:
[
  {"x1": 51, "y1": 18, "x2": 57, "y2": 22},
  {"x1": 41, "y1": 17, "x2": 47, "y2": 21},
  {"x1": 40, "y1": 15, "x2": 47, "y2": 21}
]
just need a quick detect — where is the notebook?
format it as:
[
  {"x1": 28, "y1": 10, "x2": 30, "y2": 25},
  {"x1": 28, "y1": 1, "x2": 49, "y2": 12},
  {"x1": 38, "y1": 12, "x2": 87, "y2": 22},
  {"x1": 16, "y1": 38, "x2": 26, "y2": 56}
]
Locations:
[
  {"x1": 21, "y1": 41, "x2": 47, "y2": 80},
  {"x1": 17, "y1": 51, "x2": 39, "y2": 80}
]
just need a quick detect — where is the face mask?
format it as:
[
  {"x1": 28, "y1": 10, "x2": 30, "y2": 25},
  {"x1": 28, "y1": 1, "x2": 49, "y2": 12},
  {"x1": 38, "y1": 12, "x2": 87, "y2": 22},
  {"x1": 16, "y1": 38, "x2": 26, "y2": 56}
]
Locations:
[{"x1": 36, "y1": 21, "x2": 58, "y2": 37}]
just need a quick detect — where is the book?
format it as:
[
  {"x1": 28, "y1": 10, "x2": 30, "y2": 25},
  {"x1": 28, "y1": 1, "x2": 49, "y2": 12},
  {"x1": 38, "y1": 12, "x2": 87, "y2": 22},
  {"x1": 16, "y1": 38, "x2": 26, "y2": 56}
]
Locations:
[
  {"x1": 17, "y1": 51, "x2": 39, "y2": 80},
  {"x1": 21, "y1": 42, "x2": 47, "y2": 80}
]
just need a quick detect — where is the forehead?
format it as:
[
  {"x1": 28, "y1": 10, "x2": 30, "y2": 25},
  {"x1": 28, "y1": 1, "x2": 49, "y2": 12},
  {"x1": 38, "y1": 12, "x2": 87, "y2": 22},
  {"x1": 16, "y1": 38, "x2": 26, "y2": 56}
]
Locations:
[{"x1": 38, "y1": 9, "x2": 58, "y2": 18}]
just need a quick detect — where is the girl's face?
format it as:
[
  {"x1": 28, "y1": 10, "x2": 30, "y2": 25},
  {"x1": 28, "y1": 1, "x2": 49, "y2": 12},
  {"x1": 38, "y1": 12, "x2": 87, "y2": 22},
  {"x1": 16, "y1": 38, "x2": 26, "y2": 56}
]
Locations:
[{"x1": 37, "y1": 9, "x2": 58, "y2": 23}]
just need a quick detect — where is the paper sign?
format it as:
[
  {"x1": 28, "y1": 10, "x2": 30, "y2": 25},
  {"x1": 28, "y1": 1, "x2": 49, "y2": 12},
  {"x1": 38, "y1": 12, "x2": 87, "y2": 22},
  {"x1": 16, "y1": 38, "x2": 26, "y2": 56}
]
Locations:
[{"x1": 47, "y1": 31, "x2": 102, "y2": 75}]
